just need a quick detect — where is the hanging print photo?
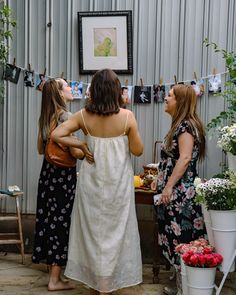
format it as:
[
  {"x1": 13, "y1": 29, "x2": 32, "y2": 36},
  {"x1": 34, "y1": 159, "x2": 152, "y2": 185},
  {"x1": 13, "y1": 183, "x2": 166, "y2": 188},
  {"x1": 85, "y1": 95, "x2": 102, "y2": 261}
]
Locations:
[
  {"x1": 71, "y1": 81, "x2": 83, "y2": 99},
  {"x1": 153, "y1": 84, "x2": 165, "y2": 103},
  {"x1": 36, "y1": 74, "x2": 47, "y2": 91},
  {"x1": 24, "y1": 70, "x2": 35, "y2": 87},
  {"x1": 134, "y1": 86, "x2": 151, "y2": 104},
  {"x1": 208, "y1": 74, "x2": 221, "y2": 93},
  {"x1": 190, "y1": 79, "x2": 205, "y2": 97},
  {"x1": 3, "y1": 63, "x2": 21, "y2": 84}
]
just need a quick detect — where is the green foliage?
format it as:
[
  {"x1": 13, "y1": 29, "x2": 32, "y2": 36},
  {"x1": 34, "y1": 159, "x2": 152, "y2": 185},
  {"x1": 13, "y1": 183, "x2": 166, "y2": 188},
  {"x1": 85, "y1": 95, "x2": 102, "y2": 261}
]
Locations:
[
  {"x1": 0, "y1": 2, "x2": 16, "y2": 64},
  {"x1": 203, "y1": 38, "x2": 236, "y2": 130},
  {"x1": 0, "y1": 1, "x2": 16, "y2": 103}
]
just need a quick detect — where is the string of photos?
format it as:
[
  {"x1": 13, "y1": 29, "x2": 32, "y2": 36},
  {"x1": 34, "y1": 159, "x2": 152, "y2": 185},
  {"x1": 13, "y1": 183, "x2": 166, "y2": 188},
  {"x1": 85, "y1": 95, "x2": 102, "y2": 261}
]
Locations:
[{"x1": 2, "y1": 61, "x2": 226, "y2": 106}]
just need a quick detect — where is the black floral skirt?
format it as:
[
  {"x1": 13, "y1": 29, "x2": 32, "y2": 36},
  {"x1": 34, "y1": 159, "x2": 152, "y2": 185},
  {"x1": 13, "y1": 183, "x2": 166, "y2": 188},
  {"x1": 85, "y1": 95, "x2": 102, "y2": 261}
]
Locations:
[{"x1": 32, "y1": 158, "x2": 76, "y2": 266}]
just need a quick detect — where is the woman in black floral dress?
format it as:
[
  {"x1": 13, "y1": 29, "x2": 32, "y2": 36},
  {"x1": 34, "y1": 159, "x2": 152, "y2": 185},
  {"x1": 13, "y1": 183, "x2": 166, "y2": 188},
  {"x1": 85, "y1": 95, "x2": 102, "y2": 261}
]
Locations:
[
  {"x1": 32, "y1": 78, "x2": 85, "y2": 291},
  {"x1": 153, "y1": 84, "x2": 206, "y2": 295}
]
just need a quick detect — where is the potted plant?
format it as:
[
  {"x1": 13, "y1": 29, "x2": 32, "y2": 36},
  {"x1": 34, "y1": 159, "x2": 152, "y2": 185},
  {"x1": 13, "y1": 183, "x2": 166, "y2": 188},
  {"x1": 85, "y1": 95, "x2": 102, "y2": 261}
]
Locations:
[
  {"x1": 176, "y1": 238, "x2": 223, "y2": 295},
  {"x1": 194, "y1": 172, "x2": 236, "y2": 272},
  {"x1": 175, "y1": 238, "x2": 214, "y2": 295},
  {"x1": 194, "y1": 172, "x2": 236, "y2": 211},
  {"x1": 182, "y1": 244, "x2": 223, "y2": 295},
  {"x1": 217, "y1": 123, "x2": 236, "y2": 171}
]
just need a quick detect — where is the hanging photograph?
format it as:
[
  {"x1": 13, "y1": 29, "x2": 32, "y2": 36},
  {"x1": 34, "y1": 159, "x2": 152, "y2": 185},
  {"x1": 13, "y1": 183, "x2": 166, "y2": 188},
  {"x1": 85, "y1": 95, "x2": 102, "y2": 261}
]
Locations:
[
  {"x1": 3, "y1": 63, "x2": 21, "y2": 84},
  {"x1": 121, "y1": 85, "x2": 132, "y2": 105},
  {"x1": 190, "y1": 79, "x2": 205, "y2": 96},
  {"x1": 36, "y1": 74, "x2": 47, "y2": 91},
  {"x1": 153, "y1": 84, "x2": 165, "y2": 103},
  {"x1": 71, "y1": 81, "x2": 83, "y2": 99},
  {"x1": 208, "y1": 74, "x2": 221, "y2": 93},
  {"x1": 134, "y1": 86, "x2": 151, "y2": 104},
  {"x1": 78, "y1": 11, "x2": 133, "y2": 74},
  {"x1": 24, "y1": 70, "x2": 35, "y2": 87}
]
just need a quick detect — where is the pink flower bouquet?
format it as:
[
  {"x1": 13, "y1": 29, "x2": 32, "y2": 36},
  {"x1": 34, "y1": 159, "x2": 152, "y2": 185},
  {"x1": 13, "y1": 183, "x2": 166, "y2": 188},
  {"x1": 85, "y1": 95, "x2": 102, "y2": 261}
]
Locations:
[
  {"x1": 175, "y1": 238, "x2": 223, "y2": 268},
  {"x1": 175, "y1": 238, "x2": 213, "y2": 255}
]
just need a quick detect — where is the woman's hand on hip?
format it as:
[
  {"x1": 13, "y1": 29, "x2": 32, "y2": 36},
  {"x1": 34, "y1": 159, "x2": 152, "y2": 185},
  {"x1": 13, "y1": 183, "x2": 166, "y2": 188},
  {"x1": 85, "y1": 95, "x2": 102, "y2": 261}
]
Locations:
[{"x1": 80, "y1": 142, "x2": 94, "y2": 164}]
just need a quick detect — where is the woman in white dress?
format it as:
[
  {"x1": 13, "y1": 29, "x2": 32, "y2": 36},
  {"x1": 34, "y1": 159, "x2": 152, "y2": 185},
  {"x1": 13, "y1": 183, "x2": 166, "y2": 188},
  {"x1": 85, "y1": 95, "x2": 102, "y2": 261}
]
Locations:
[{"x1": 52, "y1": 69, "x2": 144, "y2": 295}]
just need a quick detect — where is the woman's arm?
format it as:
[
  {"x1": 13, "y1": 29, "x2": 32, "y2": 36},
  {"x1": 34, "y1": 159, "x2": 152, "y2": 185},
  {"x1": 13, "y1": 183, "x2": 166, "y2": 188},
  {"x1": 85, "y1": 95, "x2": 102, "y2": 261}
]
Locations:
[
  {"x1": 51, "y1": 111, "x2": 94, "y2": 163},
  {"x1": 161, "y1": 132, "x2": 194, "y2": 205},
  {"x1": 127, "y1": 112, "x2": 144, "y2": 156}
]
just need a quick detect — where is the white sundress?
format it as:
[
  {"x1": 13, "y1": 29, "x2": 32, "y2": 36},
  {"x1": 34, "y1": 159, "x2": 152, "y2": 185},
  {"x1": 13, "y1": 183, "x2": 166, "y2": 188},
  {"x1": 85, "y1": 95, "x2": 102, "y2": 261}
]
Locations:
[{"x1": 64, "y1": 111, "x2": 142, "y2": 292}]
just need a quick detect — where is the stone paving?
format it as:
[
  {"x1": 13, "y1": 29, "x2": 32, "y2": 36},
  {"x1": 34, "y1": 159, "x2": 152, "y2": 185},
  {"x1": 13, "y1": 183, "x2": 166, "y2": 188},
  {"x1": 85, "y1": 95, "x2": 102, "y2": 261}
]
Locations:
[{"x1": 0, "y1": 253, "x2": 235, "y2": 295}]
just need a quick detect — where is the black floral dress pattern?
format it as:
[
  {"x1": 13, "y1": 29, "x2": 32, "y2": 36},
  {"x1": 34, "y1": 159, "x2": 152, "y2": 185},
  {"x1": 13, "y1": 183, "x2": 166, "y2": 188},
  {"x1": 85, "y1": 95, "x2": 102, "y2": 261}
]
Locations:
[
  {"x1": 32, "y1": 159, "x2": 76, "y2": 266},
  {"x1": 156, "y1": 121, "x2": 206, "y2": 268},
  {"x1": 32, "y1": 110, "x2": 76, "y2": 266}
]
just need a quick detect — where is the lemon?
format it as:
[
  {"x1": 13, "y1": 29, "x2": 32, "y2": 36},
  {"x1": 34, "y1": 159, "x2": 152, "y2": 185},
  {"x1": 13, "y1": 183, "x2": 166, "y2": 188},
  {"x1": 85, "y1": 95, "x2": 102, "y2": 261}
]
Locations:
[{"x1": 134, "y1": 175, "x2": 142, "y2": 188}]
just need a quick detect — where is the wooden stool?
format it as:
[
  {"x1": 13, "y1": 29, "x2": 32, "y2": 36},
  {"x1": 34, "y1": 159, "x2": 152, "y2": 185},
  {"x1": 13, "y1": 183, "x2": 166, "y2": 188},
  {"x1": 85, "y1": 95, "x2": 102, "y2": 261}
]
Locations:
[{"x1": 0, "y1": 191, "x2": 25, "y2": 264}]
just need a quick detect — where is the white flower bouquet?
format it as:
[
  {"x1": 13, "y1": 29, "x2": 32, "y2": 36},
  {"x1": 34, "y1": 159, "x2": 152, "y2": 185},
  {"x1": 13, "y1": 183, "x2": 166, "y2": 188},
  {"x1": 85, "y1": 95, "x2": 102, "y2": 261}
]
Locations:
[
  {"x1": 194, "y1": 173, "x2": 236, "y2": 210},
  {"x1": 217, "y1": 123, "x2": 236, "y2": 155}
]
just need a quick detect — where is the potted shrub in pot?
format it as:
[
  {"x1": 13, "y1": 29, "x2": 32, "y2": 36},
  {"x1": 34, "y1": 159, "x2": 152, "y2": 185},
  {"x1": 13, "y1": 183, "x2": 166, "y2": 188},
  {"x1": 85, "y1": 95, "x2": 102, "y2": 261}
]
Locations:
[
  {"x1": 217, "y1": 123, "x2": 236, "y2": 171},
  {"x1": 181, "y1": 242, "x2": 223, "y2": 295},
  {"x1": 175, "y1": 238, "x2": 214, "y2": 295},
  {"x1": 194, "y1": 172, "x2": 236, "y2": 272}
]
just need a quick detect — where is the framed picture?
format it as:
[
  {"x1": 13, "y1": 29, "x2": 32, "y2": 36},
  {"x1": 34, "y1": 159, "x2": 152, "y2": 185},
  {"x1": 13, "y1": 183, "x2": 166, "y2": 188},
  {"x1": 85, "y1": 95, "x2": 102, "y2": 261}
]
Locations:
[{"x1": 78, "y1": 11, "x2": 133, "y2": 75}]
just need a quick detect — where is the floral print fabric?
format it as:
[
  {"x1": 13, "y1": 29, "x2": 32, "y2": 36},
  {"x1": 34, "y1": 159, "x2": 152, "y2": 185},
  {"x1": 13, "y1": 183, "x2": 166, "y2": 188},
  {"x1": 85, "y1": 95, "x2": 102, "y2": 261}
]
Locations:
[
  {"x1": 156, "y1": 121, "x2": 206, "y2": 268},
  {"x1": 32, "y1": 159, "x2": 76, "y2": 266}
]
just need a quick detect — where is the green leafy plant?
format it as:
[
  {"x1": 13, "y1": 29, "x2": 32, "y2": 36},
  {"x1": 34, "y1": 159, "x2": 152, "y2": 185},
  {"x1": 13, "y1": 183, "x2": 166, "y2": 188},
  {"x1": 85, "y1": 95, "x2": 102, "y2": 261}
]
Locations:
[
  {"x1": 203, "y1": 38, "x2": 236, "y2": 130},
  {"x1": 0, "y1": 1, "x2": 16, "y2": 102},
  {"x1": 194, "y1": 171, "x2": 236, "y2": 210}
]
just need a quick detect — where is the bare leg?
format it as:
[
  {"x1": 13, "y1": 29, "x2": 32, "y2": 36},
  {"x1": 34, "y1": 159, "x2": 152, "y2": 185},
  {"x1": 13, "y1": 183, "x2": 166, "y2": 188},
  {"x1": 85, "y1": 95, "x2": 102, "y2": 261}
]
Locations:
[{"x1": 48, "y1": 265, "x2": 75, "y2": 291}]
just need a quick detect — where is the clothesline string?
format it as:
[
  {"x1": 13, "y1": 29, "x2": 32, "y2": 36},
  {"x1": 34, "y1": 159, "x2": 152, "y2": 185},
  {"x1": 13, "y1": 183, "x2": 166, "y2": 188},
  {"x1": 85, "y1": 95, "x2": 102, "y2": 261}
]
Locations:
[{"x1": 6, "y1": 64, "x2": 229, "y2": 87}]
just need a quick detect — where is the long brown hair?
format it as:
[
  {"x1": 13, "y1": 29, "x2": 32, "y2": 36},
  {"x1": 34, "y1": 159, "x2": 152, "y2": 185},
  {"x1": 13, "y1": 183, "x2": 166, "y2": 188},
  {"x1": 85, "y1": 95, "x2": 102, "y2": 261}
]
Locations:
[
  {"x1": 165, "y1": 84, "x2": 206, "y2": 160},
  {"x1": 38, "y1": 78, "x2": 67, "y2": 140},
  {"x1": 85, "y1": 68, "x2": 123, "y2": 115}
]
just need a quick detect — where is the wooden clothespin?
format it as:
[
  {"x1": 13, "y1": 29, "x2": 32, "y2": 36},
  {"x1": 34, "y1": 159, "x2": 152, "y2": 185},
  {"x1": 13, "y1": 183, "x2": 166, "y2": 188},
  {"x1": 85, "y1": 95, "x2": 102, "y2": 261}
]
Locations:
[
  {"x1": 125, "y1": 79, "x2": 128, "y2": 86},
  {"x1": 140, "y1": 78, "x2": 144, "y2": 88},
  {"x1": 13, "y1": 58, "x2": 16, "y2": 66},
  {"x1": 60, "y1": 71, "x2": 64, "y2": 79},
  {"x1": 43, "y1": 68, "x2": 46, "y2": 76},
  {"x1": 159, "y1": 77, "x2": 163, "y2": 86},
  {"x1": 213, "y1": 68, "x2": 217, "y2": 75},
  {"x1": 28, "y1": 63, "x2": 31, "y2": 72},
  {"x1": 174, "y1": 75, "x2": 177, "y2": 84},
  {"x1": 194, "y1": 71, "x2": 198, "y2": 81}
]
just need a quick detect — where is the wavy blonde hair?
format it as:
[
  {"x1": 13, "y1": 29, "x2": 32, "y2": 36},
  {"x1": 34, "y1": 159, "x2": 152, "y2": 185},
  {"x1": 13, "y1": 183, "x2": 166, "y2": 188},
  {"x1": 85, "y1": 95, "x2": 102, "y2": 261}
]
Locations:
[
  {"x1": 165, "y1": 84, "x2": 206, "y2": 160},
  {"x1": 38, "y1": 78, "x2": 67, "y2": 140}
]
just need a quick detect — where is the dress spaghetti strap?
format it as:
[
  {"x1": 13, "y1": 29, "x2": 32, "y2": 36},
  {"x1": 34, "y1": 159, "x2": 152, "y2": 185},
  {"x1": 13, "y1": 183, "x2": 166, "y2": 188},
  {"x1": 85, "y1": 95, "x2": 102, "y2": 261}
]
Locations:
[
  {"x1": 123, "y1": 111, "x2": 130, "y2": 135},
  {"x1": 80, "y1": 109, "x2": 90, "y2": 136}
]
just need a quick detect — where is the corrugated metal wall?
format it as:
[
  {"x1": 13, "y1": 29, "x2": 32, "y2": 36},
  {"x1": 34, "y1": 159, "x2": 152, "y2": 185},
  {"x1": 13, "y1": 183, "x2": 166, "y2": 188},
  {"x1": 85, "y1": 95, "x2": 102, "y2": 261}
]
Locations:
[{"x1": 0, "y1": 0, "x2": 235, "y2": 213}]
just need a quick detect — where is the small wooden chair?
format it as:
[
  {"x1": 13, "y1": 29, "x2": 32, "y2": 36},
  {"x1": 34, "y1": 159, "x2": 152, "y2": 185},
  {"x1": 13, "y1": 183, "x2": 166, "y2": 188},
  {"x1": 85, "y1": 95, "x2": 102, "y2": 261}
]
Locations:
[{"x1": 0, "y1": 190, "x2": 25, "y2": 264}]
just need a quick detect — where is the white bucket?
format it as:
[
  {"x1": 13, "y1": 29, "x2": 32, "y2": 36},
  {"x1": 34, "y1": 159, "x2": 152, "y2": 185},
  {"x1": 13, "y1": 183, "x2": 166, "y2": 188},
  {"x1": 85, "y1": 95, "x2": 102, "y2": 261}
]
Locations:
[
  {"x1": 201, "y1": 204, "x2": 215, "y2": 246},
  {"x1": 210, "y1": 210, "x2": 236, "y2": 273},
  {"x1": 186, "y1": 266, "x2": 216, "y2": 295},
  {"x1": 180, "y1": 258, "x2": 189, "y2": 295}
]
